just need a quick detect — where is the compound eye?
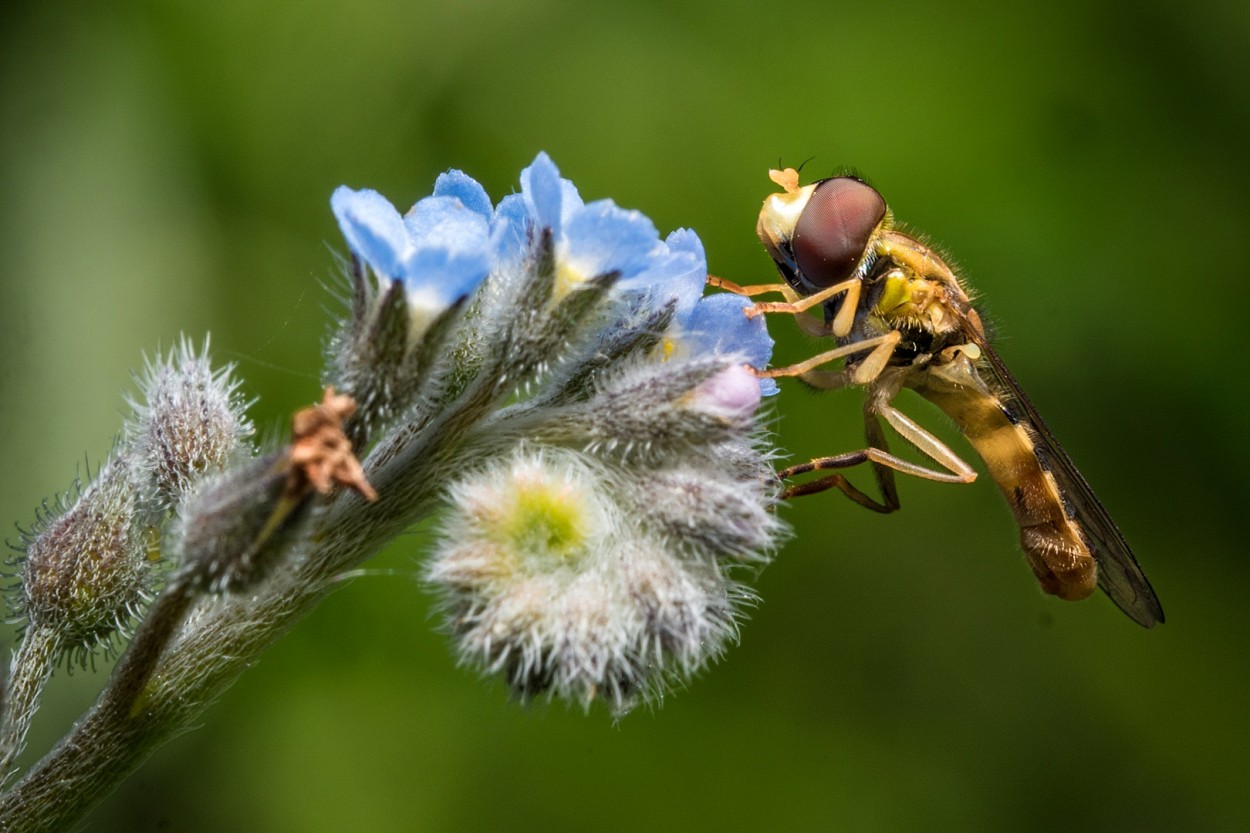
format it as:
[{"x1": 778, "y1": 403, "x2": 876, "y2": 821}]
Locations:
[{"x1": 792, "y1": 177, "x2": 886, "y2": 289}]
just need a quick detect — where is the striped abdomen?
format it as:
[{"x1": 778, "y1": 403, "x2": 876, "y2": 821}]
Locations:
[{"x1": 911, "y1": 362, "x2": 1097, "y2": 601}]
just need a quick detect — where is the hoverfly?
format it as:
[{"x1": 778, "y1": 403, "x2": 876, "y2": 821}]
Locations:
[{"x1": 713, "y1": 167, "x2": 1163, "y2": 627}]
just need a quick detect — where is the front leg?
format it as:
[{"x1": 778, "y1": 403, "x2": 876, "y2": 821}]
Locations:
[
  {"x1": 706, "y1": 274, "x2": 797, "y2": 300},
  {"x1": 706, "y1": 275, "x2": 830, "y2": 338},
  {"x1": 755, "y1": 330, "x2": 902, "y2": 386},
  {"x1": 744, "y1": 276, "x2": 862, "y2": 338}
]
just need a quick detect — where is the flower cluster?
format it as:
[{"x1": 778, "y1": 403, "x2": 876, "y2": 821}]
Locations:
[
  {"x1": 0, "y1": 151, "x2": 789, "y2": 828},
  {"x1": 331, "y1": 153, "x2": 784, "y2": 712}
]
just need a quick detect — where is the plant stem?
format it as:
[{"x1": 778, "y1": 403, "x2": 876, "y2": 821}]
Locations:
[
  {"x1": 0, "y1": 626, "x2": 58, "y2": 786},
  {"x1": 0, "y1": 541, "x2": 339, "y2": 831}
]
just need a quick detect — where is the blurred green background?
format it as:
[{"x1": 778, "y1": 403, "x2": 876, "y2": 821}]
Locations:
[{"x1": 2, "y1": 0, "x2": 1248, "y2": 830}]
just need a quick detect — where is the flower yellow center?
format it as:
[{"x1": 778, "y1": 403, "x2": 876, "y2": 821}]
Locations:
[
  {"x1": 554, "y1": 261, "x2": 587, "y2": 303},
  {"x1": 494, "y1": 474, "x2": 590, "y2": 568}
]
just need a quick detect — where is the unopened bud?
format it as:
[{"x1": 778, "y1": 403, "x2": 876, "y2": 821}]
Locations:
[
  {"x1": 687, "y1": 363, "x2": 763, "y2": 419},
  {"x1": 129, "y1": 340, "x2": 252, "y2": 512},
  {"x1": 17, "y1": 459, "x2": 150, "y2": 658},
  {"x1": 622, "y1": 465, "x2": 783, "y2": 563},
  {"x1": 534, "y1": 355, "x2": 757, "y2": 461}
]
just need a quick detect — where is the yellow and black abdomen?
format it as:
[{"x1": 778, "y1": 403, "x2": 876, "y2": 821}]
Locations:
[{"x1": 910, "y1": 356, "x2": 1098, "y2": 601}]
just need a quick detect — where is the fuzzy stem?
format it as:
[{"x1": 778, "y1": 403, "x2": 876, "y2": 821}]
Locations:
[
  {"x1": 0, "y1": 532, "x2": 358, "y2": 830},
  {"x1": 0, "y1": 625, "x2": 59, "y2": 785},
  {"x1": 0, "y1": 572, "x2": 336, "y2": 831},
  {"x1": 96, "y1": 576, "x2": 199, "y2": 718},
  {"x1": 0, "y1": 387, "x2": 491, "y2": 831}
]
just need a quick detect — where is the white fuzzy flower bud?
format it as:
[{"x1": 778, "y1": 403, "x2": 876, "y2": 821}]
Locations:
[
  {"x1": 426, "y1": 446, "x2": 773, "y2": 714},
  {"x1": 621, "y1": 465, "x2": 783, "y2": 563},
  {"x1": 525, "y1": 355, "x2": 759, "y2": 463}
]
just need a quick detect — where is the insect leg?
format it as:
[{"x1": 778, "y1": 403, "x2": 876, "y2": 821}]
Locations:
[
  {"x1": 777, "y1": 449, "x2": 897, "y2": 512},
  {"x1": 778, "y1": 442, "x2": 966, "y2": 508},
  {"x1": 706, "y1": 275, "x2": 833, "y2": 339},
  {"x1": 797, "y1": 368, "x2": 852, "y2": 390},
  {"x1": 778, "y1": 394, "x2": 978, "y2": 510},
  {"x1": 745, "y1": 277, "x2": 862, "y2": 337},
  {"x1": 874, "y1": 404, "x2": 977, "y2": 485},
  {"x1": 863, "y1": 405, "x2": 900, "y2": 510},
  {"x1": 756, "y1": 331, "x2": 902, "y2": 385},
  {"x1": 780, "y1": 442, "x2": 972, "y2": 486},
  {"x1": 705, "y1": 275, "x2": 797, "y2": 299}
]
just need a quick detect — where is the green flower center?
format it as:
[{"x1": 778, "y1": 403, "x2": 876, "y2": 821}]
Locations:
[{"x1": 498, "y1": 478, "x2": 589, "y2": 568}]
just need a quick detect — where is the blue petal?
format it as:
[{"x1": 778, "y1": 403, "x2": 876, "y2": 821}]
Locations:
[
  {"x1": 398, "y1": 195, "x2": 492, "y2": 301},
  {"x1": 520, "y1": 152, "x2": 565, "y2": 237},
  {"x1": 433, "y1": 169, "x2": 493, "y2": 219},
  {"x1": 331, "y1": 186, "x2": 409, "y2": 279},
  {"x1": 490, "y1": 193, "x2": 532, "y2": 270},
  {"x1": 685, "y1": 294, "x2": 776, "y2": 390},
  {"x1": 403, "y1": 196, "x2": 491, "y2": 258},
  {"x1": 561, "y1": 200, "x2": 660, "y2": 280},
  {"x1": 635, "y1": 228, "x2": 706, "y2": 323},
  {"x1": 404, "y1": 247, "x2": 491, "y2": 305},
  {"x1": 557, "y1": 177, "x2": 584, "y2": 225}
]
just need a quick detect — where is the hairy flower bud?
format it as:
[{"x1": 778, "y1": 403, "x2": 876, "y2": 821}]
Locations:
[
  {"x1": 690, "y1": 363, "x2": 764, "y2": 418},
  {"x1": 16, "y1": 459, "x2": 150, "y2": 658},
  {"x1": 128, "y1": 340, "x2": 252, "y2": 512},
  {"x1": 530, "y1": 356, "x2": 760, "y2": 461},
  {"x1": 1, "y1": 454, "x2": 154, "y2": 782},
  {"x1": 621, "y1": 465, "x2": 783, "y2": 564}
]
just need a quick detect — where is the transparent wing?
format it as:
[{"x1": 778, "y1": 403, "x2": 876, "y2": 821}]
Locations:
[{"x1": 973, "y1": 338, "x2": 1165, "y2": 627}]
